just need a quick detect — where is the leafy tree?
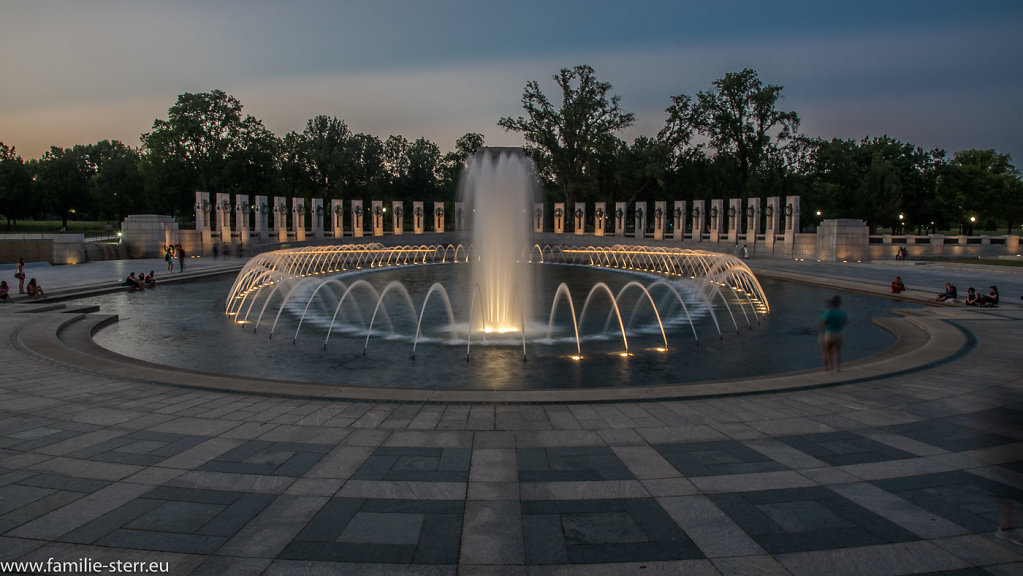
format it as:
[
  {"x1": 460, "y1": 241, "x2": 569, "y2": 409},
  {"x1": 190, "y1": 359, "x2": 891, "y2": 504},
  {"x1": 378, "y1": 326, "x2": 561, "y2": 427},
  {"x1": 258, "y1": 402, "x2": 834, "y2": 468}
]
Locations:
[
  {"x1": 662, "y1": 68, "x2": 799, "y2": 197},
  {"x1": 393, "y1": 137, "x2": 442, "y2": 202},
  {"x1": 939, "y1": 149, "x2": 1022, "y2": 234},
  {"x1": 440, "y1": 132, "x2": 484, "y2": 196},
  {"x1": 347, "y1": 133, "x2": 388, "y2": 198},
  {"x1": 141, "y1": 90, "x2": 276, "y2": 217},
  {"x1": 85, "y1": 140, "x2": 144, "y2": 221},
  {"x1": 30, "y1": 145, "x2": 92, "y2": 228},
  {"x1": 498, "y1": 64, "x2": 635, "y2": 218},
  {"x1": 0, "y1": 143, "x2": 33, "y2": 229},
  {"x1": 287, "y1": 115, "x2": 352, "y2": 199}
]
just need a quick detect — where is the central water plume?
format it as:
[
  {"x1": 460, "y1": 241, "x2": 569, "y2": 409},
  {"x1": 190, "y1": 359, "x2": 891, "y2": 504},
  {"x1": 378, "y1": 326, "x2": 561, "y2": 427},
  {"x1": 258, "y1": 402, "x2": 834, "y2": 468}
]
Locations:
[{"x1": 459, "y1": 148, "x2": 537, "y2": 333}]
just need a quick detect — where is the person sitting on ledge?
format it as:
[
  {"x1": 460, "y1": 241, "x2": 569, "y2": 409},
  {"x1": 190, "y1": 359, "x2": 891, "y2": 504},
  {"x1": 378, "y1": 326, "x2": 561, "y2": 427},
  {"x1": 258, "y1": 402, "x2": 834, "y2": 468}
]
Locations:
[
  {"x1": 0, "y1": 281, "x2": 9, "y2": 302},
  {"x1": 144, "y1": 271, "x2": 157, "y2": 287},
  {"x1": 981, "y1": 285, "x2": 999, "y2": 307},
  {"x1": 891, "y1": 276, "x2": 905, "y2": 294},
  {"x1": 26, "y1": 278, "x2": 45, "y2": 299},
  {"x1": 965, "y1": 287, "x2": 980, "y2": 306},
  {"x1": 123, "y1": 272, "x2": 144, "y2": 291},
  {"x1": 932, "y1": 282, "x2": 957, "y2": 303}
]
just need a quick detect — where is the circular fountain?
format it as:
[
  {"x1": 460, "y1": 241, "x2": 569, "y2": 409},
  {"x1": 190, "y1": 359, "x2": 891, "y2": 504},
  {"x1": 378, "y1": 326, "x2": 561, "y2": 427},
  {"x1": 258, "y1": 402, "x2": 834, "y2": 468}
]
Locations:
[{"x1": 225, "y1": 148, "x2": 769, "y2": 379}]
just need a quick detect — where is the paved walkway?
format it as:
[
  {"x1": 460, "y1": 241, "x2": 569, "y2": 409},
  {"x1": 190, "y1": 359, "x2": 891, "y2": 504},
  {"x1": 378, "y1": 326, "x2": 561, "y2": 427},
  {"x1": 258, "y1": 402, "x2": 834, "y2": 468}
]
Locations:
[{"x1": 0, "y1": 253, "x2": 1021, "y2": 574}]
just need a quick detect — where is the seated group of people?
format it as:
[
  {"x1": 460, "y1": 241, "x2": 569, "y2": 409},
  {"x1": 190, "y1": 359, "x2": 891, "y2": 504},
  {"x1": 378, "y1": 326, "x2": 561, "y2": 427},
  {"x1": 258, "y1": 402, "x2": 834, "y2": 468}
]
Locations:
[
  {"x1": 892, "y1": 278, "x2": 1001, "y2": 307},
  {"x1": 965, "y1": 285, "x2": 999, "y2": 307},
  {"x1": 124, "y1": 271, "x2": 156, "y2": 291},
  {"x1": 1, "y1": 279, "x2": 45, "y2": 300}
]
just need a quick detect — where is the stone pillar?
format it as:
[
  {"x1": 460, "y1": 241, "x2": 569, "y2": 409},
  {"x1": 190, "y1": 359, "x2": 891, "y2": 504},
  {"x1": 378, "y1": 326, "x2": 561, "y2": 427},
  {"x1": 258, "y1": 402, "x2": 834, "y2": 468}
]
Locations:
[
  {"x1": 727, "y1": 198, "x2": 741, "y2": 245},
  {"x1": 351, "y1": 200, "x2": 364, "y2": 238},
  {"x1": 594, "y1": 203, "x2": 606, "y2": 237},
  {"x1": 783, "y1": 195, "x2": 800, "y2": 244},
  {"x1": 292, "y1": 197, "x2": 306, "y2": 242},
  {"x1": 195, "y1": 191, "x2": 211, "y2": 230},
  {"x1": 673, "y1": 201, "x2": 686, "y2": 242},
  {"x1": 691, "y1": 200, "x2": 705, "y2": 242},
  {"x1": 745, "y1": 197, "x2": 760, "y2": 246},
  {"x1": 274, "y1": 196, "x2": 289, "y2": 243},
  {"x1": 235, "y1": 194, "x2": 251, "y2": 247},
  {"x1": 330, "y1": 200, "x2": 345, "y2": 238},
  {"x1": 311, "y1": 198, "x2": 324, "y2": 240},
  {"x1": 553, "y1": 203, "x2": 565, "y2": 234},
  {"x1": 709, "y1": 199, "x2": 723, "y2": 243},
  {"x1": 574, "y1": 203, "x2": 586, "y2": 235},
  {"x1": 653, "y1": 201, "x2": 666, "y2": 240},
  {"x1": 454, "y1": 202, "x2": 465, "y2": 232},
  {"x1": 215, "y1": 193, "x2": 232, "y2": 245},
  {"x1": 392, "y1": 201, "x2": 404, "y2": 235},
  {"x1": 1007, "y1": 235, "x2": 1020, "y2": 253},
  {"x1": 614, "y1": 202, "x2": 627, "y2": 237},
  {"x1": 413, "y1": 202, "x2": 425, "y2": 234},
  {"x1": 634, "y1": 202, "x2": 647, "y2": 239},
  {"x1": 254, "y1": 195, "x2": 269, "y2": 243},
  {"x1": 371, "y1": 200, "x2": 384, "y2": 236},
  {"x1": 765, "y1": 196, "x2": 780, "y2": 250},
  {"x1": 433, "y1": 202, "x2": 445, "y2": 233},
  {"x1": 533, "y1": 203, "x2": 544, "y2": 233}
]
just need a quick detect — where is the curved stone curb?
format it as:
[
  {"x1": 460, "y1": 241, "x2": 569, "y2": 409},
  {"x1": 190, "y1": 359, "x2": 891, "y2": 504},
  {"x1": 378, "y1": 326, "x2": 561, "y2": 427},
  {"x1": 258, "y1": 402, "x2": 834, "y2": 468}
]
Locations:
[{"x1": 12, "y1": 305, "x2": 971, "y2": 404}]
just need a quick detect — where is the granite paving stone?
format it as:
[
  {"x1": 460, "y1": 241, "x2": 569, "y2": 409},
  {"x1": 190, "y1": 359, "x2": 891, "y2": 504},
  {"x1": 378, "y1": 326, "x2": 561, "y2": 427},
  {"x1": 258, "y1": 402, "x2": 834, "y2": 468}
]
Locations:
[{"x1": 0, "y1": 257, "x2": 1021, "y2": 571}]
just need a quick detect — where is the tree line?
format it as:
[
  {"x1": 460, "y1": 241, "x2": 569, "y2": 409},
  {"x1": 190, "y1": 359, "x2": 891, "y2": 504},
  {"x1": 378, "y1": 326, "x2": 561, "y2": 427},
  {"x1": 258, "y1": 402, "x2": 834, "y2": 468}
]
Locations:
[{"x1": 1, "y1": 66, "x2": 1020, "y2": 234}]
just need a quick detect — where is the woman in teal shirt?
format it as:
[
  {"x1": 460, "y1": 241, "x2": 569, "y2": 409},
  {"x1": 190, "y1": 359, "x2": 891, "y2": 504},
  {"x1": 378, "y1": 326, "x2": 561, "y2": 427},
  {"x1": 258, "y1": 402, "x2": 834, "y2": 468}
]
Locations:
[{"x1": 820, "y1": 296, "x2": 847, "y2": 371}]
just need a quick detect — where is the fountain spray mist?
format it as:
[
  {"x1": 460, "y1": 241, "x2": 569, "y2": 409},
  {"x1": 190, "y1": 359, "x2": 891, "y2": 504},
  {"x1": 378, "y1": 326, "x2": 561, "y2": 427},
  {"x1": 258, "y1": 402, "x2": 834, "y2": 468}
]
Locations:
[{"x1": 459, "y1": 148, "x2": 537, "y2": 333}]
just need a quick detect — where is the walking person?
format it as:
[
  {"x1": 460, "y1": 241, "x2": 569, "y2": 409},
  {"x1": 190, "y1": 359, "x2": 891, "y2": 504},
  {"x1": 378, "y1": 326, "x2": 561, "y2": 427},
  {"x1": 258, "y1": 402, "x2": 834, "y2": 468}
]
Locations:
[
  {"x1": 16, "y1": 257, "x2": 26, "y2": 293},
  {"x1": 819, "y1": 295, "x2": 848, "y2": 372}
]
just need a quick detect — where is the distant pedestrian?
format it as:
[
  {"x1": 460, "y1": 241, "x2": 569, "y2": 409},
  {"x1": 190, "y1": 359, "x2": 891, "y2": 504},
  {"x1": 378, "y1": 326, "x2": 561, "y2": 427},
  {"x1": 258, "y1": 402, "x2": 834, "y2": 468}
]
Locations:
[
  {"x1": 15, "y1": 257, "x2": 26, "y2": 294},
  {"x1": 213, "y1": 244, "x2": 219, "y2": 260},
  {"x1": 742, "y1": 244, "x2": 749, "y2": 259},
  {"x1": 177, "y1": 244, "x2": 185, "y2": 272},
  {"x1": 819, "y1": 295, "x2": 847, "y2": 372},
  {"x1": 165, "y1": 245, "x2": 174, "y2": 272}
]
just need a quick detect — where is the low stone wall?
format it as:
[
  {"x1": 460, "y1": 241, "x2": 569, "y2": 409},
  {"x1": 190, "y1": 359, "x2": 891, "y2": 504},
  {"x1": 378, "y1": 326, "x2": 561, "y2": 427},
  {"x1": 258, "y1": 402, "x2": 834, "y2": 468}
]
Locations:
[{"x1": 0, "y1": 234, "x2": 85, "y2": 265}]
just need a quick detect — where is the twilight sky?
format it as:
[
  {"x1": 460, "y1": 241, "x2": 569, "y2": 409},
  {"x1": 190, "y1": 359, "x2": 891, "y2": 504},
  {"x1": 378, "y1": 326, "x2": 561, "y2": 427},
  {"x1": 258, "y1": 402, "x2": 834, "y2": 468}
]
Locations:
[{"x1": 2, "y1": 0, "x2": 1021, "y2": 162}]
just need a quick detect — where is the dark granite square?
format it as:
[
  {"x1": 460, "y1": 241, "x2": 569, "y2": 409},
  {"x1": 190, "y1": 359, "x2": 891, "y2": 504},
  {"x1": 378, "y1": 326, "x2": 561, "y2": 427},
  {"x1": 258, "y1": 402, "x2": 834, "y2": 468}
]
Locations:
[
  {"x1": 778, "y1": 431, "x2": 915, "y2": 466},
  {"x1": 59, "y1": 486, "x2": 271, "y2": 549},
  {"x1": 517, "y1": 447, "x2": 634, "y2": 482},
  {"x1": 67, "y1": 431, "x2": 206, "y2": 466},
  {"x1": 283, "y1": 497, "x2": 463, "y2": 564},
  {"x1": 126, "y1": 501, "x2": 224, "y2": 533},
  {"x1": 885, "y1": 419, "x2": 1016, "y2": 452},
  {"x1": 198, "y1": 440, "x2": 330, "y2": 477},
  {"x1": 351, "y1": 447, "x2": 470, "y2": 482},
  {"x1": 653, "y1": 440, "x2": 786, "y2": 477},
  {"x1": 873, "y1": 471, "x2": 1023, "y2": 533},
  {"x1": 522, "y1": 498, "x2": 701, "y2": 564},
  {"x1": 710, "y1": 486, "x2": 918, "y2": 554}
]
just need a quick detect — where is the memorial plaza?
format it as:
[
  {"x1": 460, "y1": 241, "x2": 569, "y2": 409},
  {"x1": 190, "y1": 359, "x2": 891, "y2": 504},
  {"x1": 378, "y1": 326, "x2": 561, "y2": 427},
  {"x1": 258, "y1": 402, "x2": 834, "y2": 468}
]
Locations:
[{"x1": 0, "y1": 248, "x2": 1021, "y2": 575}]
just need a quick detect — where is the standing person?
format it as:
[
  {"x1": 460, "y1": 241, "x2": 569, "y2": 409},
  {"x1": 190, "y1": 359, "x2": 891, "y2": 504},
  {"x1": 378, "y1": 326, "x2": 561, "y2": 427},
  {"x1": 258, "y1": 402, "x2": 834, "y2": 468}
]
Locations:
[
  {"x1": 819, "y1": 295, "x2": 848, "y2": 372},
  {"x1": 213, "y1": 243, "x2": 219, "y2": 260},
  {"x1": 742, "y1": 244, "x2": 749, "y2": 259},
  {"x1": 177, "y1": 244, "x2": 185, "y2": 272},
  {"x1": 165, "y1": 245, "x2": 174, "y2": 272},
  {"x1": 16, "y1": 257, "x2": 26, "y2": 293}
]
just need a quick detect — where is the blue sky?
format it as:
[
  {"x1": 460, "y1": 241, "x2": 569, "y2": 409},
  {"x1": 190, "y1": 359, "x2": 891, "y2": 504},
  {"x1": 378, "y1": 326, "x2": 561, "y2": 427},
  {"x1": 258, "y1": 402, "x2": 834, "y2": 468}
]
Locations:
[{"x1": 2, "y1": 0, "x2": 1021, "y2": 162}]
